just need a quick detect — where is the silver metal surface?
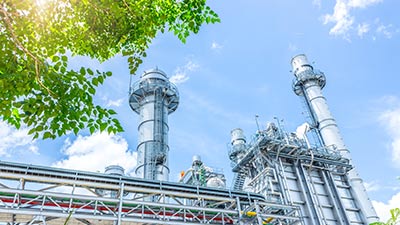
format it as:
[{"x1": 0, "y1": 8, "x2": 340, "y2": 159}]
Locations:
[
  {"x1": 105, "y1": 165, "x2": 125, "y2": 176},
  {"x1": 179, "y1": 155, "x2": 227, "y2": 189},
  {"x1": 229, "y1": 128, "x2": 247, "y2": 164},
  {"x1": 129, "y1": 69, "x2": 179, "y2": 181},
  {"x1": 0, "y1": 160, "x2": 301, "y2": 225},
  {"x1": 291, "y1": 54, "x2": 313, "y2": 77},
  {"x1": 229, "y1": 129, "x2": 248, "y2": 191},
  {"x1": 291, "y1": 54, "x2": 379, "y2": 223},
  {"x1": 229, "y1": 121, "x2": 366, "y2": 224}
]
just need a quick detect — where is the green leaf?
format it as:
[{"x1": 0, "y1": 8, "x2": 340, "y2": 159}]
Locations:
[
  {"x1": 89, "y1": 126, "x2": 95, "y2": 134},
  {"x1": 108, "y1": 109, "x2": 117, "y2": 115},
  {"x1": 52, "y1": 55, "x2": 60, "y2": 62},
  {"x1": 92, "y1": 77, "x2": 98, "y2": 86},
  {"x1": 58, "y1": 47, "x2": 66, "y2": 54},
  {"x1": 107, "y1": 126, "x2": 114, "y2": 133},
  {"x1": 28, "y1": 128, "x2": 35, "y2": 135},
  {"x1": 98, "y1": 76, "x2": 104, "y2": 84},
  {"x1": 88, "y1": 87, "x2": 96, "y2": 94},
  {"x1": 80, "y1": 67, "x2": 86, "y2": 75},
  {"x1": 43, "y1": 132, "x2": 52, "y2": 139},
  {"x1": 87, "y1": 68, "x2": 94, "y2": 75},
  {"x1": 100, "y1": 123, "x2": 107, "y2": 132},
  {"x1": 12, "y1": 108, "x2": 20, "y2": 118},
  {"x1": 0, "y1": 0, "x2": 218, "y2": 139},
  {"x1": 36, "y1": 125, "x2": 43, "y2": 132}
]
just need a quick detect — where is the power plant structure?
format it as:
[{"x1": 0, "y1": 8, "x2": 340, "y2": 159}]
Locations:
[
  {"x1": 229, "y1": 54, "x2": 378, "y2": 224},
  {"x1": 129, "y1": 69, "x2": 179, "y2": 181},
  {"x1": 0, "y1": 55, "x2": 378, "y2": 225},
  {"x1": 179, "y1": 155, "x2": 226, "y2": 189}
]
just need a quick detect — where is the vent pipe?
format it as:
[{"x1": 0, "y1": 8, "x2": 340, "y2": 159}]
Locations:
[{"x1": 291, "y1": 54, "x2": 379, "y2": 223}]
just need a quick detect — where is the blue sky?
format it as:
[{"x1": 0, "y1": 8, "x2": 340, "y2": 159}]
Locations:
[{"x1": 1, "y1": 0, "x2": 400, "y2": 221}]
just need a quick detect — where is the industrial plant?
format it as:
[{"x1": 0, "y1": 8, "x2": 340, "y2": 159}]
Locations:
[{"x1": 0, "y1": 55, "x2": 378, "y2": 224}]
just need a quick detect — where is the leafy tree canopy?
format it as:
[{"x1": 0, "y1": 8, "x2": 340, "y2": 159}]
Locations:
[
  {"x1": 371, "y1": 208, "x2": 400, "y2": 225},
  {"x1": 0, "y1": 0, "x2": 219, "y2": 139}
]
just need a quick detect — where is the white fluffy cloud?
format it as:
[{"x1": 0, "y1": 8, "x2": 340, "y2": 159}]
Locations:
[
  {"x1": 379, "y1": 101, "x2": 400, "y2": 166},
  {"x1": 106, "y1": 98, "x2": 124, "y2": 107},
  {"x1": 0, "y1": 121, "x2": 38, "y2": 156},
  {"x1": 53, "y1": 132, "x2": 137, "y2": 175},
  {"x1": 372, "y1": 96, "x2": 400, "y2": 221},
  {"x1": 348, "y1": 0, "x2": 382, "y2": 8},
  {"x1": 364, "y1": 181, "x2": 382, "y2": 192},
  {"x1": 357, "y1": 23, "x2": 370, "y2": 37},
  {"x1": 211, "y1": 41, "x2": 223, "y2": 51},
  {"x1": 372, "y1": 192, "x2": 400, "y2": 222},
  {"x1": 376, "y1": 23, "x2": 396, "y2": 39},
  {"x1": 169, "y1": 73, "x2": 189, "y2": 84},
  {"x1": 100, "y1": 95, "x2": 125, "y2": 108},
  {"x1": 323, "y1": 0, "x2": 382, "y2": 38},
  {"x1": 169, "y1": 60, "x2": 199, "y2": 85},
  {"x1": 324, "y1": 0, "x2": 354, "y2": 37}
]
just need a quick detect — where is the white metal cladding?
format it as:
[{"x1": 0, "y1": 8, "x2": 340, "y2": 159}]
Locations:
[
  {"x1": 129, "y1": 69, "x2": 179, "y2": 181},
  {"x1": 291, "y1": 54, "x2": 379, "y2": 223},
  {"x1": 229, "y1": 125, "x2": 370, "y2": 225},
  {"x1": 0, "y1": 161, "x2": 302, "y2": 225}
]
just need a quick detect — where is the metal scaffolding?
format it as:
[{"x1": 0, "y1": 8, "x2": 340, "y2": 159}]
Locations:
[
  {"x1": 0, "y1": 57, "x2": 378, "y2": 225},
  {"x1": 291, "y1": 54, "x2": 378, "y2": 223},
  {"x1": 0, "y1": 161, "x2": 301, "y2": 225},
  {"x1": 229, "y1": 122, "x2": 363, "y2": 224},
  {"x1": 228, "y1": 54, "x2": 378, "y2": 225}
]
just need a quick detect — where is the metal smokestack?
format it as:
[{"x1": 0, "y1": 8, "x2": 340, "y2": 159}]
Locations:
[
  {"x1": 291, "y1": 54, "x2": 379, "y2": 223},
  {"x1": 229, "y1": 128, "x2": 247, "y2": 164},
  {"x1": 129, "y1": 69, "x2": 179, "y2": 181}
]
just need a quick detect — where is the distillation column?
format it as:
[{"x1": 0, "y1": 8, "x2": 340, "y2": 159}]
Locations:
[
  {"x1": 129, "y1": 69, "x2": 179, "y2": 181},
  {"x1": 291, "y1": 54, "x2": 379, "y2": 223}
]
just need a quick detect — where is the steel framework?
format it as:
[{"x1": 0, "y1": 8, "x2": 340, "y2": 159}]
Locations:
[
  {"x1": 229, "y1": 54, "x2": 377, "y2": 225},
  {"x1": 230, "y1": 122, "x2": 367, "y2": 224},
  {"x1": 0, "y1": 161, "x2": 301, "y2": 225},
  {"x1": 291, "y1": 54, "x2": 378, "y2": 223}
]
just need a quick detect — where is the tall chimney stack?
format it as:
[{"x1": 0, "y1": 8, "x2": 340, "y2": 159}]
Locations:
[
  {"x1": 129, "y1": 69, "x2": 179, "y2": 181},
  {"x1": 291, "y1": 54, "x2": 379, "y2": 223}
]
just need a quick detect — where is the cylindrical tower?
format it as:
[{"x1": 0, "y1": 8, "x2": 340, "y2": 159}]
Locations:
[
  {"x1": 129, "y1": 69, "x2": 179, "y2": 181},
  {"x1": 291, "y1": 54, "x2": 379, "y2": 223},
  {"x1": 229, "y1": 128, "x2": 247, "y2": 163}
]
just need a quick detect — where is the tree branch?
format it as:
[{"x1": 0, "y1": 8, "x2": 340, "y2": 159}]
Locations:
[{"x1": 0, "y1": 5, "x2": 55, "y2": 96}]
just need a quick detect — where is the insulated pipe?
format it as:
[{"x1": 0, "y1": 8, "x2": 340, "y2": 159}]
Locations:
[
  {"x1": 178, "y1": 168, "x2": 194, "y2": 183},
  {"x1": 129, "y1": 69, "x2": 179, "y2": 181},
  {"x1": 291, "y1": 54, "x2": 379, "y2": 223}
]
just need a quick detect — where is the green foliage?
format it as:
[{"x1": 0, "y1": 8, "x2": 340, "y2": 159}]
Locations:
[
  {"x1": 370, "y1": 208, "x2": 400, "y2": 225},
  {"x1": 0, "y1": 0, "x2": 219, "y2": 139},
  {"x1": 64, "y1": 210, "x2": 73, "y2": 225}
]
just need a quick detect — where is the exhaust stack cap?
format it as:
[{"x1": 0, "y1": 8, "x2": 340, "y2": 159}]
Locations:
[{"x1": 291, "y1": 54, "x2": 313, "y2": 77}]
